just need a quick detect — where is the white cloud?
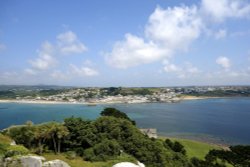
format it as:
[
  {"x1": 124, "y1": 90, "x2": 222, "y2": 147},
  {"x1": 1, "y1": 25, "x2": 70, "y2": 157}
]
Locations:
[
  {"x1": 185, "y1": 62, "x2": 200, "y2": 74},
  {"x1": 201, "y1": 0, "x2": 250, "y2": 22},
  {"x1": 29, "y1": 41, "x2": 57, "y2": 70},
  {"x1": 216, "y1": 56, "x2": 231, "y2": 69},
  {"x1": 106, "y1": 33, "x2": 170, "y2": 69},
  {"x1": 214, "y1": 29, "x2": 227, "y2": 39},
  {"x1": 106, "y1": 5, "x2": 203, "y2": 69},
  {"x1": 70, "y1": 64, "x2": 99, "y2": 76},
  {"x1": 57, "y1": 31, "x2": 77, "y2": 43},
  {"x1": 163, "y1": 60, "x2": 181, "y2": 72},
  {"x1": 28, "y1": 30, "x2": 88, "y2": 72},
  {"x1": 164, "y1": 64, "x2": 181, "y2": 73},
  {"x1": 57, "y1": 31, "x2": 87, "y2": 55},
  {"x1": 24, "y1": 68, "x2": 37, "y2": 75},
  {"x1": 0, "y1": 43, "x2": 6, "y2": 52},
  {"x1": 50, "y1": 70, "x2": 68, "y2": 80},
  {"x1": 145, "y1": 5, "x2": 202, "y2": 50},
  {"x1": 163, "y1": 61, "x2": 200, "y2": 78},
  {"x1": 106, "y1": 1, "x2": 250, "y2": 69}
]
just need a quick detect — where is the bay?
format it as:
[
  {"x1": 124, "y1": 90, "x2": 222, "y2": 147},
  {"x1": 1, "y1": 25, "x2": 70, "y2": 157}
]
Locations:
[{"x1": 0, "y1": 97, "x2": 250, "y2": 145}]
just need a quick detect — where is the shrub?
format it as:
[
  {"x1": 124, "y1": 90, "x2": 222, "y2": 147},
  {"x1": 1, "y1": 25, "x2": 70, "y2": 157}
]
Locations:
[
  {"x1": 83, "y1": 139, "x2": 121, "y2": 161},
  {"x1": 4, "y1": 145, "x2": 29, "y2": 157}
]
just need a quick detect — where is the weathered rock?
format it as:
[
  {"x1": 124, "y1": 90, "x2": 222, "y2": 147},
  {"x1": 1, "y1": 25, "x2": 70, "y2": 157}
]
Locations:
[
  {"x1": 20, "y1": 155, "x2": 45, "y2": 167},
  {"x1": 43, "y1": 159, "x2": 70, "y2": 167},
  {"x1": 2, "y1": 157, "x2": 22, "y2": 167},
  {"x1": 1, "y1": 155, "x2": 70, "y2": 167},
  {"x1": 112, "y1": 161, "x2": 145, "y2": 167},
  {"x1": 10, "y1": 141, "x2": 16, "y2": 146}
]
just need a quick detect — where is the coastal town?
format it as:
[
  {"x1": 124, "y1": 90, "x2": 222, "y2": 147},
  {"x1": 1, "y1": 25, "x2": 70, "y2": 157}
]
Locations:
[{"x1": 0, "y1": 85, "x2": 250, "y2": 104}]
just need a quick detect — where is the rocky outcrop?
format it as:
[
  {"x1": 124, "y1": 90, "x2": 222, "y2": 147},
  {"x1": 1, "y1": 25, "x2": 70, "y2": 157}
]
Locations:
[
  {"x1": 43, "y1": 159, "x2": 70, "y2": 167},
  {"x1": 112, "y1": 161, "x2": 145, "y2": 167},
  {"x1": 0, "y1": 155, "x2": 70, "y2": 167},
  {"x1": 20, "y1": 155, "x2": 45, "y2": 167}
]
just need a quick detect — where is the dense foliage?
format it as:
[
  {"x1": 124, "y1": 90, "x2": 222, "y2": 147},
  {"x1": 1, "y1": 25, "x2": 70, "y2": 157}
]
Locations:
[
  {"x1": 0, "y1": 134, "x2": 29, "y2": 158},
  {"x1": 164, "y1": 139, "x2": 186, "y2": 155},
  {"x1": 100, "y1": 107, "x2": 136, "y2": 125},
  {"x1": 188, "y1": 145, "x2": 250, "y2": 167}
]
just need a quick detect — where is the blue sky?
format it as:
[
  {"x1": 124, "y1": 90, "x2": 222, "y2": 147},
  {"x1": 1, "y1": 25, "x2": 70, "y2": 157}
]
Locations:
[{"x1": 0, "y1": 0, "x2": 250, "y2": 86}]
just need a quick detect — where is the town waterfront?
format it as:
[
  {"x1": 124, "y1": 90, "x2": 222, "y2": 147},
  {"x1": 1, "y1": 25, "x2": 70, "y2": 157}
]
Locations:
[{"x1": 0, "y1": 97, "x2": 250, "y2": 145}]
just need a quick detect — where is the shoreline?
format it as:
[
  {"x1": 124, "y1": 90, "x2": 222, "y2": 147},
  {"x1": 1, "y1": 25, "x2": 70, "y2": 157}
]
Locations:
[
  {"x1": 0, "y1": 96, "x2": 226, "y2": 105},
  {"x1": 180, "y1": 95, "x2": 221, "y2": 100},
  {"x1": 159, "y1": 135, "x2": 230, "y2": 150}
]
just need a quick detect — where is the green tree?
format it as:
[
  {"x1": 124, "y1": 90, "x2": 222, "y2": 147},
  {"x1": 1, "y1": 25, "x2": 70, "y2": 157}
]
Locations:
[
  {"x1": 64, "y1": 117, "x2": 97, "y2": 149},
  {"x1": 7, "y1": 124, "x2": 35, "y2": 149},
  {"x1": 34, "y1": 124, "x2": 50, "y2": 154},
  {"x1": 100, "y1": 108, "x2": 136, "y2": 125},
  {"x1": 164, "y1": 139, "x2": 186, "y2": 155},
  {"x1": 83, "y1": 139, "x2": 121, "y2": 161},
  {"x1": 45, "y1": 122, "x2": 69, "y2": 154}
]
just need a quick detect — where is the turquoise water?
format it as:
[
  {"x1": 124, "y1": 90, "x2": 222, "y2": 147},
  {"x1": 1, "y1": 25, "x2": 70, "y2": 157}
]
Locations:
[{"x1": 0, "y1": 98, "x2": 250, "y2": 145}]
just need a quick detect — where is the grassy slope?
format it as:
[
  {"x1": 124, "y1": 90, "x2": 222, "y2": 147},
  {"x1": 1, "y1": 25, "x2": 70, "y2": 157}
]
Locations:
[
  {"x1": 173, "y1": 138, "x2": 221, "y2": 159},
  {"x1": 0, "y1": 134, "x2": 12, "y2": 144},
  {"x1": 161, "y1": 137, "x2": 222, "y2": 160}
]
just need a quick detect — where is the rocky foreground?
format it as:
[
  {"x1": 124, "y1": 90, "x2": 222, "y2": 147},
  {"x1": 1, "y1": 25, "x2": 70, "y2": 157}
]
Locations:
[{"x1": 1, "y1": 155, "x2": 145, "y2": 167}]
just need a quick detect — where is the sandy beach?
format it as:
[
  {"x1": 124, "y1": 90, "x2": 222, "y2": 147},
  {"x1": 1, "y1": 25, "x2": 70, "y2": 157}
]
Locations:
[
  {"x1": 0, "y1": 99, "x2": 85, "y2": 105},
  {"x1": 0, "y1": 99, "x2": 146, "y2": 105},
  {"x1": 180, "y1": 95, "x2": 220, "y2": 100}
]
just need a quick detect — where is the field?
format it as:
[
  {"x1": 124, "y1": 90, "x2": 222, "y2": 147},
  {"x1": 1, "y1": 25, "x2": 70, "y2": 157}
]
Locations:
[{"x1": 168, "y1": 138, "x2": 222, "y2": 159}]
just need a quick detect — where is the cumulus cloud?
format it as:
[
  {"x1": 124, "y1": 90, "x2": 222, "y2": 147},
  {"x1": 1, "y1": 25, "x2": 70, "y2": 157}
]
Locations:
[
  {"x1": 106, "y1": 33, "x2": 170, "y2": 68},
  {"x1": 28, "y1": 30, "x2": 89, "y2": 74},
  {"x1": 216, "y1": 56, "x2": 231, "y2": 69},
  {"x1": 163, "y1": 61, "x2": 200, "y2": 78},
  {"x1": 201, "y1": 0, "x2": 250, "y2": 22},
  {"x1": 106, "y1": 0, "x2": 250, "y2": 70},
  {"x1": 24, "y1": 68, "x2": 37, "y2": 75},
  {"x1": 163, "y1": 60, "x2": 181, "y2": 72},
  {"x1": 145, "y1": 5, "x2": 202, "y2": 50},
  {"x1": 70, "y1": 64, "x2": 99, "y2": 76},
  {"x1": 106, "y1": 5, "x2": 203, "y2": 69},
  {"x1": 57, "y1": 31, "x2": 87, "y2": 55},
  {"x1": 29, "y1": 41, "x2": 57, "y2": 70}
]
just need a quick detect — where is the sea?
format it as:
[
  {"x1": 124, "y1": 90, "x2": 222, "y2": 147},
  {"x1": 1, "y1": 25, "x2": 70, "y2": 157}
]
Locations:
[{"x1": 0, "y1": 97, "x2": 250, "y2": 145}]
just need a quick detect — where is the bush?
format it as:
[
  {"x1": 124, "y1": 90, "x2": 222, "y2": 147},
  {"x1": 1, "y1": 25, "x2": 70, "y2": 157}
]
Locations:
[
  {"x1": 4, "y1": 145, "x2": 29, "y2": 157},
  {"x1": 83, "y1": 139, "x2": 121, "y2": 161},
  {"x1": 65, "y1": 151, "x2": 76, "y2": 160},
  {"x1": 164, "y1": 139, "x2": 186, "y2": 155},
  {"x1": 100, "y1": 108, "x2": 136, "y2": 125},
  {"x1": 0, "y1": 143, "x2": 8, "y2": 156}
]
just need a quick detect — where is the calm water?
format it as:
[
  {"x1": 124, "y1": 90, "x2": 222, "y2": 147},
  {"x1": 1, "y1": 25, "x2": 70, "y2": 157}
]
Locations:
[{"x1": 0, "y1": 98, "x2": 250, "y2": 145}]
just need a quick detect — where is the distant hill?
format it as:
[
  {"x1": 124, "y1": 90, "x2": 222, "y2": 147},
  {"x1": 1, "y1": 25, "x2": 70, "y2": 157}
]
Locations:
[{"x1": 0, "y1": 85, "x2": 73, "y2": 91}]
